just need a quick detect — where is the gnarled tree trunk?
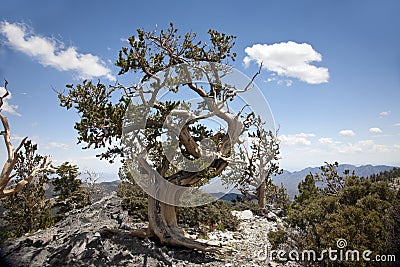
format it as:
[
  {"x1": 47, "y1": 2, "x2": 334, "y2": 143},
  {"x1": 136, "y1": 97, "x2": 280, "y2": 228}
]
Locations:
[
  {"x1": 146, "y1": 197, "x2": 218, "y2": 251},
  {"x1": 129, "y1": 120, "x2": 240, "y2": 252},
  {"x1": 0, "y1": 84, "x2": 50, "y2": 198},
  {"x1": 257, "y1": 180, "x2": 266, "y2": 209}
]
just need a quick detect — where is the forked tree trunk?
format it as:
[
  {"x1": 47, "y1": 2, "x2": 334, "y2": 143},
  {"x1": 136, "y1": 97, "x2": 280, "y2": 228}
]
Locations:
[
  {"x1": 145, "y1": 196, "x2": 219, "y2": 252},
  {"x1": 128, "y1": 166, "x2": 222, "y2": 252},
  {"x1": 128, "y1": 111, "x2": 242, "y2": 253}
]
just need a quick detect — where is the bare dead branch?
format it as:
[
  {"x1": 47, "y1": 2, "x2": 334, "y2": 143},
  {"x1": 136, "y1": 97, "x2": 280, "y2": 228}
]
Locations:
[
  {"x1": 229, "y1": 63, "x2": 262, "y2": 96},
  {"x1": 1, "y1": 156, "x2": 51, "y2": 197},
  {"x1": 0, "y1": 84, "x2": 51, "y2": 198}
]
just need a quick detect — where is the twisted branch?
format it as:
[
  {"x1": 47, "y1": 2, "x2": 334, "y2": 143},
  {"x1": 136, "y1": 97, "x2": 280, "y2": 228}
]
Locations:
[{"x1": 0, "y1": 81, "x2": 51, "y2": 198}]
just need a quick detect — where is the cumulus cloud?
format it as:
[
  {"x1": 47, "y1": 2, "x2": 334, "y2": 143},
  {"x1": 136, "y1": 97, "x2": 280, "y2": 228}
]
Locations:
[
  {"x1": 369, "y1": 127, "x2": 382, "y2": 133},
  {"x1": 379, "y1": 111, "x2": 390, "y2": 116},
  {"x1": 279, "y1": 133, "x2": 315, "y2": 146},
  {"x1": 317, "y1": 136, "x2": 391, "y2": 154},
  {"x1": 0, "y1": 21, "x2": 115, "y2": 81},
  {"x1": 358, "y1": 140, "x2": 389, "y2": 153},
  {"x1": 331, "y1": 140, "x2": 389, "y2": 154},
  {"x1": 339, "y1": 130, "x2": 355, "y2": 137},
  {"x1": 244, "y1": 41, "x2": 329, "y2": 84},
  {"x1": 0, "y1": 86, "x2": 20, "y2": 115}
]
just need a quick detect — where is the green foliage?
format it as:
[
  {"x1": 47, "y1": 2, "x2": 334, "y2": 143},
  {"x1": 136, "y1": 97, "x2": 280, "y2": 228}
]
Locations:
[
  {"x1": 1, "y1": 141, "x2": 53, "y2": 240},
  {"x1": 293, "y1": 174, "x2": 318, "y2": 204},
  {"x1": 222, "y1": 115, "x2": 282, "y2": 208},
  {"x1": 117, "y1": 165, "x2": 239, "y2": 231},
  {"x1": 368, "y1": 167, "x2": 400, "y2": 193},
  {"x1": 59, "y1": 81, "x2": 129, "y2": 162},
  {"x1": 59, "y1": 23, "x2": 237, "y2": 164},
  {"x1": 52, "y1": 162, "x2": 88, "y2": 220},
  {"x1": 265, "y1": 181, "x2": 290, "y2": 212},
  {"x1": 368, "y1": 167, "x2": 400, "y2": 183},
  {"x1": 288, "y1": 162, "x2": 398, "y2": 266},
  {"x1": 60, "y1": 24, "x2": 266, "y2": 247},
  {"x1": 179, "y1": 201, "x2": 239, "y2": 231},
  {"x1": 314, "y1": 161, "x2": 345, "y2": 195},
  {"x1": 116, "y1": 23, "x2": 237, "y2": 80},
  {"x1": 117, "y1": 180, "x2": 148, "y2": 222},
  {"x1": 267, "y1": 228, "x2": 288, "y2": 249},
  {"x1": 390, "y1": 190, "x2": 400, "y2": 259}
]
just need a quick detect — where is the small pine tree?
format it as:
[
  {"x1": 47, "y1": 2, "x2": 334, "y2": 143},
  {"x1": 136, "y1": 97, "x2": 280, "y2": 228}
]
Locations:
[
  {"x1": 288, "y1": 162, "x2": 398, "y2": 266},
  {"x1": 293, "y1": 174, "x2": 318, "y2": 204},
  {"x1": 1, "y1": 141, "x2": 53, "y2": 239},
  {"x1": 52, "y1": 162, "x2": 88, "y2": 220}
]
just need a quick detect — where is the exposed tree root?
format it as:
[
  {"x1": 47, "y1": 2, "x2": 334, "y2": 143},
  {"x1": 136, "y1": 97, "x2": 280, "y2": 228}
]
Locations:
[{"x1": 101, "y1": 226, "x2": 223, "y2": 254}]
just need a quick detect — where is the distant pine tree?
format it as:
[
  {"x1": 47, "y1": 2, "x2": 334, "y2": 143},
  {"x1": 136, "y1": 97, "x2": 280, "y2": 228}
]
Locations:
[
  {"x1": 369, "y1": 167, "x2": 400, "y2": 183},
  {"x1": 52, "y1": 162, "x2": 88, "y2": 220},
  {"x1": 391, "y1": 190, "x2": 400, "y2": 260}
]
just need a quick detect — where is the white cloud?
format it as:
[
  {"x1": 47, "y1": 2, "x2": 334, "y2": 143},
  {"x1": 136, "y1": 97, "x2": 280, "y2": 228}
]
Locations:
[
  {"x1": 339, "y1": 129, "x2": 355, "y2": 137},
  {"x1": 47, "y1": 142, "x2": 70, "y2": 150},
  {"x1": 244, "y1": 41, "x2": 329, "y2": 84},
  {"x1": 393, "y1": 123, "x2": 400, "y2": 127},
  {"x1": 336, "y1": 143, "x2": 363, "y2": 154},
  {"x1": 379, "y1": 111, "x2": 390, "y2": 116},
  {"x1": 277, "y1": 79, "x2": 293, "y2": 87},
  {"x1": 357, "y1": 140, "x2": 389, "y2": 153},
  {"x1": 317, "y1": 137, "x2": 390, "y2": 154},
  {"x1": 297, "y1": 133, "x2": 316, "y2": 138},
  {"x1": 10, "y1": 134, "x2": 25, "y2": 141},
  {"x1": 281, "y1": 135, "x2": 400, "y2": 171},
  {"x1": 369, "y1": 127, "x2": 382, "y2": 133},
  {"x1": 0, "y1": 86, "x2": 20, "y2": 115},
  {"x1": 318, "y1": 137, "x2": 335, "y2": 145},
  {"x1": 279, "y1": 133, "x2": 315, "y2": 146},
  {"x1": 0, "y1": 21, "x2": 115, "y2": 81},
  {"x1": 285, "y1": 80, "x2": 293, "y2": 87}
]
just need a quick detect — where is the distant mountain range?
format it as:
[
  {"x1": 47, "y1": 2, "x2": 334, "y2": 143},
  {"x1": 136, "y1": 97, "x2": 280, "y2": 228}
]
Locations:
[
  {"x1": 44, "y1": 180, "x2": 121, "y2": 200},
  {"x1": 0, "y1": 165, "x2": 396, "y2": 225},
  {"x1": 272, "y1": 164, "x2": 397, "y2": 199},
  {"x1": 94, "y1": 165, "x2": 397, "y2": 201}
]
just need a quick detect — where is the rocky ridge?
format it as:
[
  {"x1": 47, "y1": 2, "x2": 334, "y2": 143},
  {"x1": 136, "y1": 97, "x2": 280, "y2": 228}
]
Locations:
[{"x1": 0, "y1": 193, "x2": 298, "y2": 267}]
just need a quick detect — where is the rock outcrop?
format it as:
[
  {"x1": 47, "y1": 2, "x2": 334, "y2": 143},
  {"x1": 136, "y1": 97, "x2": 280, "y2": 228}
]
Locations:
[{"x1": 0, "y1": 193, "x2": 296, "y2": 267}]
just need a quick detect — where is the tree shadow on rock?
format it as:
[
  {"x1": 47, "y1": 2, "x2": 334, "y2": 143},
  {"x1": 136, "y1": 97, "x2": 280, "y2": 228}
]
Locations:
[{"x1": 102, "y1": 230, "x2": 222, "y2": 266}]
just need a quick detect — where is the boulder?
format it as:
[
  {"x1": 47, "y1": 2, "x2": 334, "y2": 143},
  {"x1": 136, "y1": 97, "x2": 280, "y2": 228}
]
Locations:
[{"x1": 231, "y1": 210, "x2": 254, "y2": 220}]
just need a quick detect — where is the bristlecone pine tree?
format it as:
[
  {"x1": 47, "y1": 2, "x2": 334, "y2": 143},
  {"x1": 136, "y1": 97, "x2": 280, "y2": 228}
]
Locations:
[
  {"x1": 1, "y1": 140, "x2": 53, "y2": 239},
  {"x1": 52, "y1": 162, "x2": 88, "y2": 220},
  {"x1": 58, "y1": 23, "x2": 264, "y2": 252},
  {"x1": 0, "y1": 81, "x2": 51, "y2": 198},
  {"x1": 222, "y1": 115, "x2": 281, "y2": 208}
]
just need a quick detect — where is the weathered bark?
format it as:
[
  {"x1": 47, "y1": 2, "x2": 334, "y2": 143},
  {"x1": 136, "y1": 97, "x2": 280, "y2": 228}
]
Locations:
[
  {"x1": 257, "y1": 180, "x2": 266, "y2": 209},
  {"x1": 122, "y1": 62, "x2": 246, "y2": 252},
  {"x1": 0, "y1": 85, "x2": 51, "y2": 198},
  {"x1": 127, "y1": 196, "x2": 220, "y2": 253},
  {"x1": 132, "y1": 149, "x2": 227, "y2": 252},
  {"x1": 128, "y1": 121, "x2": 240, "y2": 252}
]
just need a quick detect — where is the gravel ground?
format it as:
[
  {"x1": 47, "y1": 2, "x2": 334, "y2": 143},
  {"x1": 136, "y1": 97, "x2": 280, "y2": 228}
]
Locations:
[{"x1": 0, "y1": 193, "x2": 300, "y2": 267}]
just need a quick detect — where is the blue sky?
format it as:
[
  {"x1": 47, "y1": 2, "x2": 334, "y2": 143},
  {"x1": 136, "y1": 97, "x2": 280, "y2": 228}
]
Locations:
[{"x1": 1, "y1": 0, "x2": 399, "y2": 180}]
